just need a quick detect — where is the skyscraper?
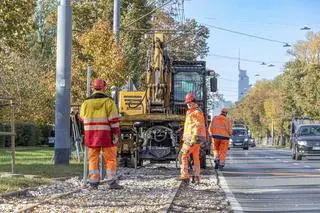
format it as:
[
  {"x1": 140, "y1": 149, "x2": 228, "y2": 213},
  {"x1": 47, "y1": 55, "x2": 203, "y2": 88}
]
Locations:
[{"x1": 238, "y1": 57, "x2": 250, "y2": 101}]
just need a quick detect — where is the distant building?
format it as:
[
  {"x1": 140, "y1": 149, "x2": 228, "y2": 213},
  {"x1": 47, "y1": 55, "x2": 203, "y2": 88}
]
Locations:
[
  {"x1": 238, "y1": 60, "x2": 250, "y2": 101},
  {"x1": 212, "y1": 100, "x2": 233, "y2": 116}
]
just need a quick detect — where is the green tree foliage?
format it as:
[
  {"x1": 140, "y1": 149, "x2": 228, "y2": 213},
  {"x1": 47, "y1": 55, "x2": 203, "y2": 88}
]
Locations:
[
  {"x1": 169, "y1": 19, "x2": 210, "y2": 60},
  {"x1": 0, "y1": 0, "x2": 211, "y2": 126},
  {"x1": 151, "y1": 11, "x2": 210, "y2": 60},
  {"x1": 0, "y1": 0, "x2": 35, "y2": 52}
]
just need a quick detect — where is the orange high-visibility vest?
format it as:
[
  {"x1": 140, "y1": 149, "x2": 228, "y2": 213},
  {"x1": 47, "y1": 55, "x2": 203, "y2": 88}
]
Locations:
[
  {"x1": 183, "y1": 106, "x2": 207, "y2": 145},
  {"x1": 209, "y1": 114, "x2": 232, "y2": 138},
  {"x1": 80, "y1": 92, "x2": 120, "y2": 147}
]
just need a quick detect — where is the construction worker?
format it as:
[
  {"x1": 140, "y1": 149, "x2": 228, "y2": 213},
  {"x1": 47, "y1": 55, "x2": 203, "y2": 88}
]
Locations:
[
  {"x1": 179, "y1": 93, "x2": 206, "y2": 185},
  {"x1": 209, "y1": 108, "x2": 232, "y2": 170},
  {"x1": 80, "y1": 79, "x2": 123, "y2": 189}
]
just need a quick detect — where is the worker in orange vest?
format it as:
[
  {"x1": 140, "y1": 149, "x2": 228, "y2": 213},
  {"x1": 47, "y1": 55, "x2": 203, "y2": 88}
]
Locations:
[
  {"x1": 209, "y1": 108, "x2": 232, "y2": 170},
  {"x1": 80, "y1": 79, "x2": 123, "y2": 189},
  {"x1": 179, "y1": 93, "x2": 206, "y2": 185}
]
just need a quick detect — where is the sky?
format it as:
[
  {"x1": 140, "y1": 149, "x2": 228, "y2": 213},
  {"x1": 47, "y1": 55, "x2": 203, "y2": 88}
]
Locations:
[{"x1": 183, "y1": 0, "x2": 320, "y2": 102}]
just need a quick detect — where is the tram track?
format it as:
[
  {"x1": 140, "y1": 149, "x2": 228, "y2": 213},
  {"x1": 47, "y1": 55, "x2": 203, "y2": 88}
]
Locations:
[{"x1": 1, "y1": 159, "x2": 232, "y2": 213}]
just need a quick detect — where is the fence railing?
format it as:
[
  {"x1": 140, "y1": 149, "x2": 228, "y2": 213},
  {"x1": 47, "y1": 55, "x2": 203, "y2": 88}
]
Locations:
[{"x1": 0, "y1": 97, "x2": 16, "y2": 173}]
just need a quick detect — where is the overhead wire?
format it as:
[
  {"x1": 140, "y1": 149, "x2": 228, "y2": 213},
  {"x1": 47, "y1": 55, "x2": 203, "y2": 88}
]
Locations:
[
  {"x1": 123, "y1": 0, "x2": 175, "y2": 29},
  {"x1": 204, "y1": 24, "x2": 290, "y2": 45},
  {"x1": 208, "y1": 54, "x2": 285, "y2": 64},
  {"x1": 204, "y1": 17, "x2": 312, "y2": 29}
]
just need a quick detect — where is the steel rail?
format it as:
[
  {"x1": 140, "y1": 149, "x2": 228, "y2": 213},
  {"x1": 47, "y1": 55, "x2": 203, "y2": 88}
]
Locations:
[{"x1": 11, "y1": 163, "x2": 151, "y2": 212}]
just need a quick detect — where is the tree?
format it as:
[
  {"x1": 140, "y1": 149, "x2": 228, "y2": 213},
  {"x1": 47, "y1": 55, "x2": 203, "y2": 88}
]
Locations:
[
  {"x1": 283, "y1": 32, "x2": 320, "y2": 119},
  {"x1": 233, "y1": 32, "x2": 320, "y2": 146},
  {"x1": 169, "y1": 19, "x2": 209, "y2": 60},
  {"x1": 72, "y1": 19, "x2": 126, "y2": 103},
  {"x1": 0, "y1": 51, "x2": 54, "y2": 124},
  {"x1": 0, "y1": 0, "x2": 35, "y2": 52}
]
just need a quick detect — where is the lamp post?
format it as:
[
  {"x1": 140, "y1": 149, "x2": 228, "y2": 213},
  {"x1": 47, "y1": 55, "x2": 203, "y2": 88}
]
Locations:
[{"x1": 54, "y1": 0, "x2": 72, "y2": 165}]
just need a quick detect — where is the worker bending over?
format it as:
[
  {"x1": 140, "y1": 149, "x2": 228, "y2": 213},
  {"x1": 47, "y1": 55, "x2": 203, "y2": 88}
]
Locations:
[{"x1": 179, "y1": 93, "x2": 206, "y2": 185}]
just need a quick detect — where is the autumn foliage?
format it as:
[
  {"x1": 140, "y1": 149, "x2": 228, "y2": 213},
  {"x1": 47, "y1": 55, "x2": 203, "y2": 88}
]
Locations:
[{"x1": 232, "y1": 32, "x2": 320, "y2": 145}]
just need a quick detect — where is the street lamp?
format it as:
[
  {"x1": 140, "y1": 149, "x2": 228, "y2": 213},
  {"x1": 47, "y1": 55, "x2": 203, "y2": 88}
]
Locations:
[
  {"x1": 283, "y1": 43, "x2": 291, "y2": 47},
  {"x1": 268, "y1": 63, "x2": 275, "y2": 67},
  {"x1": 260, "y1": 62, "x2": 266, "y2": 65},
  {"x1": 300, "y1": 25, "x2": 311, "y2": 31}
]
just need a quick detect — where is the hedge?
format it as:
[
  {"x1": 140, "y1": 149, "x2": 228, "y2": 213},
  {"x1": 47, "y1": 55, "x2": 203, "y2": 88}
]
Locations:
[{"x1": 0, "y1": 122, "x2": 54, "y2": 147}]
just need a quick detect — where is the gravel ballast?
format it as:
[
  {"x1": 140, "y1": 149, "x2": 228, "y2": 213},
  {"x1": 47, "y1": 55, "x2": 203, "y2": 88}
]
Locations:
[{"x1": 0, "y1": 160, "x2": 233, "y2": 212}]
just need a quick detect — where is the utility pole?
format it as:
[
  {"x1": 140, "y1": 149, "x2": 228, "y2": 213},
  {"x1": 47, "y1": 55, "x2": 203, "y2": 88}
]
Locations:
[
  {"x1": 113, "y1": 0, "x2": 120, "y2": 43},
  {"x1": 86, "y1": 61, "x2": 91, "y2": 98},
  {"x1": 271, "y1": 119, "x2": 274, "y2": 145},
  {"x1": 54, "y1": 0, "x2": 72, "y2": 164}
]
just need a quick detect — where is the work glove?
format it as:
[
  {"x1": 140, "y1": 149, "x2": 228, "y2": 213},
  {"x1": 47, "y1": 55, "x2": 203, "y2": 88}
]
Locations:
[
  {"x1": 180, "y1": 143, "x2": 190, "y2": 154},
  {"x1": 112, "y1": 135, "x2": 119, "y2": 145}
]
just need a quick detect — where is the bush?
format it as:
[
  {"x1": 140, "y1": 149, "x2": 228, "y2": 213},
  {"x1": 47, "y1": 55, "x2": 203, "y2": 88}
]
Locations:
[
  {"x1": 15, "y1": 122, "x2": 42, "y2": 146},
  {"x1": 0, "y1": 123, "x2": 10, "y2": 148},
  {"x1": 0, "y1": 122, "x2": 53, "y2": 147}
]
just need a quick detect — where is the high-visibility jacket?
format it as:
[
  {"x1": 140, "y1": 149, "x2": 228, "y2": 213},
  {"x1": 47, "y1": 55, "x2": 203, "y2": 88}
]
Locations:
[
  {"x1": 209, "y1": 114, "x2": 232, "y2": 139},
  {"x1": 183, "y1": 105, "x2": 207, "y2": 146},
  {"x1": 80, "y1": 92, "x2": 120, "y2": 147}
]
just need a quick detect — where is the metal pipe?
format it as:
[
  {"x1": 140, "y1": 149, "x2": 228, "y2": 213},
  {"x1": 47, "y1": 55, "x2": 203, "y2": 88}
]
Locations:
[
  {"x1": 10, "y1": 100, "x2": 15, "y2": 174},
  {"x1": 113, "y1": 0, "x2": 120, "y2": 43},
  {"x1": 54, "y1": 0, "x2": 72, "y2": 164},
  {"x1": 83, "y1": 61, "x2": 91, "y2": 186},
  {"x1": 86, "y1": 61, "x2": 91, "y2": 98}
]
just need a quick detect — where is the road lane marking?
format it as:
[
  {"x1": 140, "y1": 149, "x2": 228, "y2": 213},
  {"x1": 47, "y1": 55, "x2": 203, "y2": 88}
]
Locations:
[
  {"x1": 218, "y1": 170, "x2": 244, "y2": 213},
  {"x1": 276, "y1": 159, "x2": 280, "y2": 161},
  {"x1": 222, "y1": 171, "x2": 320, "y2": 176},
  {"x1": 283, "y1": 161, "x2": 288, "y2": 163},
  {"x1": 304, "y1": 165, "x2": 311, "y2": 168},
  {"x1": 293, "y1": 163, "x2": 300, "y2": 165},
  {"x1": 246, "y1": 188, "x2": 283, "y2": 193}
]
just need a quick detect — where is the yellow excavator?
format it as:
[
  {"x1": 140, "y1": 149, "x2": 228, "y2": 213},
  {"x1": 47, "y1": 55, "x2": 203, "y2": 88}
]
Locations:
[{"x1": 114, "y1": 33, "x2": 217, "y2": 168}]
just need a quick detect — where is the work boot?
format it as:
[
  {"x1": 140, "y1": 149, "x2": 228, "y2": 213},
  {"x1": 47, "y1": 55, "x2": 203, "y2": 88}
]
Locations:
[
  {"x1": 214, "y1": 158, "x2": 220, "y2": 170},
  {"x1": 108, "y1": 181, "x2": 124, "y2": 190},
  {"x1": 89, "y1": 182, "x2": 99, "y2": 190},
  {"x1": 181, "y1": 179, "x2": 190, "y2": 187},
  {"x1": 192, "y1": 176, "x2": 200, "y2": 185}
]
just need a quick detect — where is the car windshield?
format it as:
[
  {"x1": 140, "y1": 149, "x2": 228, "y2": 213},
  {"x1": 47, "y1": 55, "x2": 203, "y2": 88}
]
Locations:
[
  {"x1": 298, "y1": 126, "x2": 320, "y2": 136},
  {"x1": 232, "y1": 129, "x2": 247, "y2": 136}
]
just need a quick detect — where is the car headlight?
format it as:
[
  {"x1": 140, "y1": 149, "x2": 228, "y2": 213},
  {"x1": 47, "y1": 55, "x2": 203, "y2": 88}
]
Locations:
[
  {"x1": 297, "y1": 140, "x2": 307, "y2": 146},
  {"x1": 244, "y1": 138, "x2": 248, "y2": 142}
]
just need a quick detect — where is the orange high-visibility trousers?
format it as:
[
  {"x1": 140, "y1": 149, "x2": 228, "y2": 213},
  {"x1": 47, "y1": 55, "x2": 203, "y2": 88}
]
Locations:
[
  {"x1": 212, "y1": 139, "x2": 229, "y2": 166},
  {"x1": 88, "y1": 146, "x2": 117, "y2": 184},
  {"x1": 180, "y1": 143, "x2": 200, "y2": 180}
]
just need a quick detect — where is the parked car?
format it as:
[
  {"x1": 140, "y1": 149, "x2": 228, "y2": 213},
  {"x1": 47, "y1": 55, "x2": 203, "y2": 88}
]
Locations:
[
  {"x1": 230, "y1": 127, "x2": 249, "y2": 150},
  {"x1": 291, "y1": 124, "x2": 320, "y2": 160},
  {"x1": 48, "y1": 127, "x2": 55, "y2": 147},
  {"x1": 249, "y1": 137, "x2": 256, "y2": 147}
]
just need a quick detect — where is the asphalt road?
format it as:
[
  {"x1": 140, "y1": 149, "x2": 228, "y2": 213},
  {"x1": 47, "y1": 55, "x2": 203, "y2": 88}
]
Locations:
[{"x1": 219, "y1": 147, "x2": 320, "y2": 213}]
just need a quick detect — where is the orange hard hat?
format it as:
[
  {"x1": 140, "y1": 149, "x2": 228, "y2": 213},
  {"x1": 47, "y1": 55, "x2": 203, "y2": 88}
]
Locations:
[
  {"x1": 221, "y1": 108, "x2": 228, "y2": 113},
  {"x1": 185, "y1": 93, "x2": 196, "y2": 103},
  {"x1": 93, "y1": 79, "x2": 106, "y2": 91}
]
